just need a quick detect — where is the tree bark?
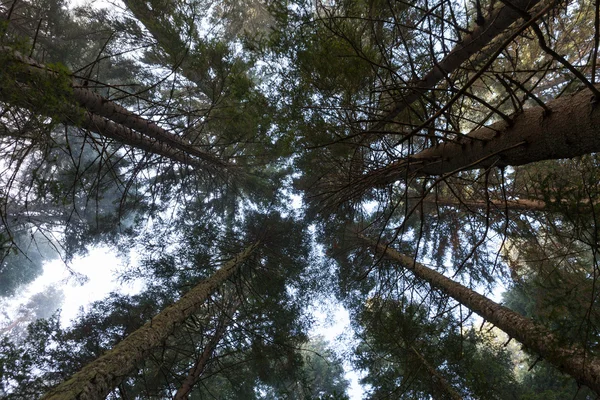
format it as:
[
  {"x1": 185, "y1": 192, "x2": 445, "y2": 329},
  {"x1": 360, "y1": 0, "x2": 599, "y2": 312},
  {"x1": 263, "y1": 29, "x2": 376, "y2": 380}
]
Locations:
[
  {"x1": 419, "y1": 193, "x2": 599, "y2": 214},
  {"x1": 370, "y1": 0, "x2": 544, "y2": 132},
  {"x1": 359, "y1": 234, "x2": 600, "y2": 395},
  {"x1": 0, "y1": 314, "x2": 30, "y2": 334},
  {"x1": 409, "y1": 345, "x2": 463, "y2": 400},
  {"x1": 1, "y1": 47, "x2": 230, "y2": 169},
  {"x1": 422, "y1": 197, "x2": 548, "y2": 212},
  {"x1": 40, "y1": 242, "x2": 259, "y2": 400},
  {"x1": 78, "y1": 111, "x2": 210, "y2": 168},
  {"x1": 367, "y1": 86, "x2": 600, "y2": 184},
  {"x1": 173, "y1": 304, "x2": 234, "y2": 400}
]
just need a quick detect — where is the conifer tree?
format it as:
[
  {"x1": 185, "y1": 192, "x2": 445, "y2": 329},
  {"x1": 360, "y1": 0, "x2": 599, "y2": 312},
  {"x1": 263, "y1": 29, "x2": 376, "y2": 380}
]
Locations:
[{"x1": 4, "y1": 0, "x2": 600, "y2": 398}]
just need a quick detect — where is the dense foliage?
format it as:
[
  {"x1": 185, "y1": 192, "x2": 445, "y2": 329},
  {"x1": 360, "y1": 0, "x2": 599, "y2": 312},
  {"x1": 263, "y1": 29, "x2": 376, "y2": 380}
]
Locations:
[{"x1": 1, "y1": 0, "x2": 600, "y2": 398}]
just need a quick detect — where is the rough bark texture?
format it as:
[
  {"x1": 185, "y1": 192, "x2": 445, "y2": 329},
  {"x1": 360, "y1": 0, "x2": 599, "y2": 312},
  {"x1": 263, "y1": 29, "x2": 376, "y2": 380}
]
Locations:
[
  {"x1": 422, "y1": 196, "x2": 598, "y2": 214},
  {"x1": 360, "y1": 235, "x2": 600, "y2": 395},
  {"x1": 70, "y1": 87, "x2": 227, "y2": 166},
  {"x1": 1, "y1": 47, "x2": 229, "y2": 169},
  {"x1": 371, "y1": 0, "x2": 543, "y2": 132},
  {"x1": 369, "y1": 86, "x2": 600, "y2": 183},
  {"x1": 423, "y1": 197, "x2": 548, "y2": 212},
  {"x1": 41, "y1": 243, "x2": 259, "y2": 400},
  {"x1": 78, "y1": 111, "x2": 208, "y2": 168}
]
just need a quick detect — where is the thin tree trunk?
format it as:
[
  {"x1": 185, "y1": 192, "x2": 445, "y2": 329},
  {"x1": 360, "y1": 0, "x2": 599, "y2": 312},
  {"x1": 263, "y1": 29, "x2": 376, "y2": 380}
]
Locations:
[
  {"x1": 420, "y1": 196, "x2": 597, "y2": 214},
  {"x1": 173, "y1": 302, "x2": 235, "y2": 400},
  {"x1": 359, "y1": 234, "x2": 600, "y2": 395},
  {"x1": 366, "y1": 85, "x2": 600, "y2": 184},
  {"x1": 0, "y1": 314, "x2": 30, "y2": 333},
  {"x1": 174, "y1": 336, "x2": 221, "y2": 399},
  {"x1": 1, "y1": 47, "x2": 230, "y2": 169},
  {"x1": 409, "y1": 345, "x2": 463, "y2": 400},
  {"x1": 370, "y1": 0, "x2": 545, "y2": 133},
  {"x1": 41, "y1": 242, "x2": 259, "y2": 400}
]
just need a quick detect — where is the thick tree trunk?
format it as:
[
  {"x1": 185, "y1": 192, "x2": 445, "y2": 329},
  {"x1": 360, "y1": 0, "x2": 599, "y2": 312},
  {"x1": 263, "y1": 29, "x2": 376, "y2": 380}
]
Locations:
[
  {"x1": 71, "y1": 89, "x2": 227, "y2": 166},
  {"x1": 370, "y1": 0, "x2": 544, "y2": 132},
  {"x1": 41, "y1": 243, "x2": 259, "y2": 400},
  {"x1": 0, "y1": 97, "x2": 203, "y2": 167},
  {"x1": 422, "y1": 197, "x2": 548, "y2": 212},
  {"x1": 368, "y1": 86, "x2": 600, "y2": 184},
  {"x1": 359, "y1": 235, "x2": 600, "y2": 395},
  {"x1": 78, "y1": 111, "x2": 209, "y2": 168},
  {"x1": 1, "y1": 47, "x2": 230, "y2": 169}
]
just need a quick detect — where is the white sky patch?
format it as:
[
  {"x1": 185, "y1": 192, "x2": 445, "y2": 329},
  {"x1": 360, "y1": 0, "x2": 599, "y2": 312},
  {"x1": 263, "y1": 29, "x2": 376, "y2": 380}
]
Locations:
[
  {"x1": 69, "y1": 0, "x2": 114, "y2": 9},
  {"x1": 310, "y1": 301, "x2": 365, "y2": 400},
  {"x1": 311, "y1": 302, "x2": 350, "y2": 341},
  {"x1": 3, "y1": 246, "x2": 144, "y2": 328}
]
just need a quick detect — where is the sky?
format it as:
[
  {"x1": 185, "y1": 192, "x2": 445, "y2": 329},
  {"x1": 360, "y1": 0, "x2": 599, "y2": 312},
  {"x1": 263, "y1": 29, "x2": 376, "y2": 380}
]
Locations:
[
  {"x1": 1, "y1": 247, "x2": 144, "y2": 327},
  {"x1": 310, "y1": 301, "x2": 366, "y2": 398}
]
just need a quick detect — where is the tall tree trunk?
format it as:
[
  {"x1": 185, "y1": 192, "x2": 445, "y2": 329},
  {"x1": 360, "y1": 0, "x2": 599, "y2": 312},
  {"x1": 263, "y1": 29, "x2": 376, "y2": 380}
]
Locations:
[
  {"x1": 419, "y1": 195, "x2": 598, "y2": 214},
  {"x1": 78, "y1": 111, "x2": 210, "y2": 168},
  {"x1": 366, "y1": 86, "x2": 600, "y2": 184},
  {"x1": 1, "y1": 47, "x2": 230, "y2": 170},
  {"x1": 358, "y1": 234, "x2": 600, "y2": 395},
  {"x1": 422, "y1": 197, "x2": 548, "y2": 212},
  {"x1": 173, "y1": 300, "x2": 238, "y2": 400},
  {"x1": 409, "y1": 345, "x2": 463, "y2": 400},
  {"x1": 0, "y1": 314, "x2": 30, "y2": 334},
  {"x1": 369, "y1": 0, "x2": 545, "y2": 133},
  {"x1": 41, "y1": 242, "x2": 259, "y2": 400}
]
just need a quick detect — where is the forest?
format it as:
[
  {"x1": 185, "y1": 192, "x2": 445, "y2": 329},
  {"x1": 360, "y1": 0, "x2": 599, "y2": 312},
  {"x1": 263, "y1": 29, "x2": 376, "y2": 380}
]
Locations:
[{"x1": 1, "y1": 0, "x2": 600, "y2": 398}]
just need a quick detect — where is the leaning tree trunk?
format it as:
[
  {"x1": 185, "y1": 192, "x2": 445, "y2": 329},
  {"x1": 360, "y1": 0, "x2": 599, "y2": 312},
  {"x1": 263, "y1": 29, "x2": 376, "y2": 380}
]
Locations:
[
  {"x1": 79, "y1": 111, "x2": 211, "y2": 168},
  {"x1": 1, "y1": 47, "x2": 231, "y2": 170},
  {"x1": 422, "y1": 197, "x2": 548, "y2": 212},
  {"x1": 409, "y1": 345, "x2": 463, "y2": 400},
  {"x1": 359, "y1": 235, "x2": 600, "y2": 395},
  {"x1": 421, "y1": 196, "x2": 597, "y2": 214},
  {"x1": 173, "y1": 299, "x2": 239, "y2": 400},
  {"x1": 369, "y1": 0, "x2": 545, "y2": 133},
  {"x1": 41, "y1": 243, "x2": 259, "y2": 400},
  {"x1": 366, "y1": 85, "x2": 600, "y2": 185}
]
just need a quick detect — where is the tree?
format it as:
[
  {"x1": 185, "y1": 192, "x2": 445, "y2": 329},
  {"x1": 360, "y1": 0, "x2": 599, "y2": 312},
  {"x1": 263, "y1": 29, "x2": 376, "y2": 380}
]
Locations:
[
  {"x1": 3, "y1": 0, "x2": 600, "y2": 398},
  {"x1": 361, "y1": 85, "x2": 600, "y2": 183},
  {"x1": 41, "y1": 242, "x2": 258, "y2": 399},
  {"x1": 0, "y1": 286, "x2": 64, "y2": 339},
  {"x1": 357, "y1": 296, "x2": 520, "y2": 399},
  {"x1": 358, "y1": 233, "x2": 600, "y2": 393},
  {"x1": 279, "y1": 0, "x2": 600, "y2": 395},
  {"x1": 1, "y1": 210, "x2": 347, "y2": 399}
]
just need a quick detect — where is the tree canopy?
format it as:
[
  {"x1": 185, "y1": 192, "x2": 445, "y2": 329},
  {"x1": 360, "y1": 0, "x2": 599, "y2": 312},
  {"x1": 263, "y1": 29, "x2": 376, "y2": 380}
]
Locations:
[{"x1": 2, "y1": 0, "x2": 600, "y2": 398}]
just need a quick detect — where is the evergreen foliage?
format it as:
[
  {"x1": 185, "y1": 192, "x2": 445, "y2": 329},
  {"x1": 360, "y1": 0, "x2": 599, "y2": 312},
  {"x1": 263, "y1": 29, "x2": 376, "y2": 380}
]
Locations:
[{"x1": 1, "y1": 0, "x2": 600, "y2": 398}]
